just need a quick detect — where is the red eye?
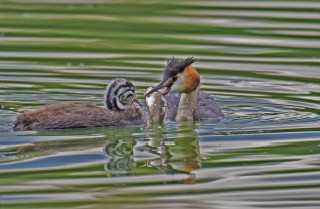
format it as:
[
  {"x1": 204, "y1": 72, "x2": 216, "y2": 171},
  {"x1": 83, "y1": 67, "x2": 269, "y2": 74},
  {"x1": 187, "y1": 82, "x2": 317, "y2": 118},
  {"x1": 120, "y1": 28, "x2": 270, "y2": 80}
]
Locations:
[{"x1": 172, "y1": 76, "x2": 177, "y2": 82}]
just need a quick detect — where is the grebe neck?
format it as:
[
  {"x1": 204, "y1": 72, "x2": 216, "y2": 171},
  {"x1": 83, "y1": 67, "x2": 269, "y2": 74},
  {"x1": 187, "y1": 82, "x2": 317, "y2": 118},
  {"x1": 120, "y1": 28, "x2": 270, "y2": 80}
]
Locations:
[{"x1": 175, "y1": 84, "x2": 200, "y2": 121}]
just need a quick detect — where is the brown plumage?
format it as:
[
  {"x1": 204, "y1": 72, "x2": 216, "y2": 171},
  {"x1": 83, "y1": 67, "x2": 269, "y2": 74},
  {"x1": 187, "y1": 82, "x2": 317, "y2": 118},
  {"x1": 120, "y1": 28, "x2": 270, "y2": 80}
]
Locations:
[
  {"x1": 13, "y1": 78, "x2": 146, "y2": 131},
  {"x1": 13, "y1": 103, "x2": 146, "y2": 130}
]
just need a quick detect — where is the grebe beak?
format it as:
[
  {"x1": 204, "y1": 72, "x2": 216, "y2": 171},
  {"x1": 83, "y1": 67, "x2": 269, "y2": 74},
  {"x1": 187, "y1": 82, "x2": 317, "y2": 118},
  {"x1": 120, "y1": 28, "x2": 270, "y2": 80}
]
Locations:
[
  {"x1": 145, "y1": 81, "x2": 167, "y2": 97},
  {"x1": 132, "y1": 97, "x2": 142, "y2": 107},
  {"x1": 145, "y1": 77, "x2": 176, "y2": 97}
]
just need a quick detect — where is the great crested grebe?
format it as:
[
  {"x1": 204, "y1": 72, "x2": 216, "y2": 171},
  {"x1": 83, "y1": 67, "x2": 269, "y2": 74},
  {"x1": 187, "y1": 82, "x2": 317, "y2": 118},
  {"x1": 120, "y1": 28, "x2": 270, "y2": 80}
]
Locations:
[
  {"x1": 146, "y1": 57, "x2": 223, "y2": 121},
  {"x1": 13, "y1": 78, "x2": 146, "y2": 130}
]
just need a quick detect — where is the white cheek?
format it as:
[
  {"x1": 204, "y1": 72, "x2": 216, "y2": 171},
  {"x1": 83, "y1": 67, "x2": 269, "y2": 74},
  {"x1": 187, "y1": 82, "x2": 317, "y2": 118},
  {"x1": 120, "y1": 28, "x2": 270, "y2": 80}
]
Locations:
[{"x1": 171, "y1": 76, "x2": 185, "y2": 93}]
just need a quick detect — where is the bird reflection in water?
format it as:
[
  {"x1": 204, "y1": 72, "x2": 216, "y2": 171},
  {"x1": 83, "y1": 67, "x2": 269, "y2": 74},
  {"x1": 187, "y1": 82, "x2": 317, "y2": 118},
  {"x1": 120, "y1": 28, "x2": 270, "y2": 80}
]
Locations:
[
  {"x1": 141, "y1": 125, "x2": 201, "y2": 183},
  {"x1": 104, "y1": 124, "x2": 201, "y2": 183},
  {"x1": 104, "y1": 138, "x2": 137, "y2": 176}
]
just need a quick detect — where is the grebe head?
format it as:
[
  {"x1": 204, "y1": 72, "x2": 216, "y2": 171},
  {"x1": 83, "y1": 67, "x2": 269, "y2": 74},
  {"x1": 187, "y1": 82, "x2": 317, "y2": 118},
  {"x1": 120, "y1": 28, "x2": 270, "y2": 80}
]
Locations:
[
  {"x1": 104, "y1": 78, "x2": 141, "y2": 111},
  {"x1": 146, "y1": 57, "x2": 200, "y2": 96}
]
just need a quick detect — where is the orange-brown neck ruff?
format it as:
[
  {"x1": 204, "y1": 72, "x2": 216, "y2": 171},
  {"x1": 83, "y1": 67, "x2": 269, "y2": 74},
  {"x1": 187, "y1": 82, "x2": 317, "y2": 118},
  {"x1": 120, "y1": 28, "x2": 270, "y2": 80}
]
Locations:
[{"x1": 183, "y1": 65, "x2": 200, "y2": 93}]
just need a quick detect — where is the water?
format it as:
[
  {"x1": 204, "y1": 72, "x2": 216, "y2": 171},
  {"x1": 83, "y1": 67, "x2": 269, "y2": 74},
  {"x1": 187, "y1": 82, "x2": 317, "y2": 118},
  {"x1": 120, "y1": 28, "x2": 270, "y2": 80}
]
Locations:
[{"x1": 0, "y1": 0, "x2": 320, "y2": 208}]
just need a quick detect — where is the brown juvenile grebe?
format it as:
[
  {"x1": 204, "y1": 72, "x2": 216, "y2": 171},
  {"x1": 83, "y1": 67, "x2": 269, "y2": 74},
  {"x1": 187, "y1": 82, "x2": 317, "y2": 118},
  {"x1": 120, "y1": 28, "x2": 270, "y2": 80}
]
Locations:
[
  {"x1": 146, "y1": 57, "x2": 223, "y2": 121},
  {"x1": 13, "y1": 78, "x2": 146, "y2": 130}
]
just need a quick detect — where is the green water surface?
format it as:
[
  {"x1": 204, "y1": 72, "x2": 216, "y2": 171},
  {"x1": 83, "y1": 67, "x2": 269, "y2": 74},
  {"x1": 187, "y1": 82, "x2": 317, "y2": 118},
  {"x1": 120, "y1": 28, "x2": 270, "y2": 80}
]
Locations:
[{"x1": 0, "y1": 0, "x2": 320, "y2": 208}]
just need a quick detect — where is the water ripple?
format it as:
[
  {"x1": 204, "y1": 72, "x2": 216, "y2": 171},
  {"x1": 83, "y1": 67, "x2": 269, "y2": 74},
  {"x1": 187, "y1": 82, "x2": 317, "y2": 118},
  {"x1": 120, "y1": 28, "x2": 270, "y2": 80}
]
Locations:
[{"x1": 0, "y1": 0, "x2": 320, "y2": 208}]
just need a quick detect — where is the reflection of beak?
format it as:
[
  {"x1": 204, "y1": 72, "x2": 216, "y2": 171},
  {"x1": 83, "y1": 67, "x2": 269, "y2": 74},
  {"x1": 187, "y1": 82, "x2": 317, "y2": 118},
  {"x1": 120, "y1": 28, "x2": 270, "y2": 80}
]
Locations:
[{"x1": 132, "y1": 97, "x2": 142, "y2": 107}]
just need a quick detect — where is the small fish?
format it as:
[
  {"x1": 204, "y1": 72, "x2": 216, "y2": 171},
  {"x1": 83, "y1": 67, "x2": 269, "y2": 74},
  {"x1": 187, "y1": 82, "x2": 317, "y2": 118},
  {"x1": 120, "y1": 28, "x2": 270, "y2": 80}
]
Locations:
[{"x1": 146, "y1": 87, "x2": 167, "y2": 123}]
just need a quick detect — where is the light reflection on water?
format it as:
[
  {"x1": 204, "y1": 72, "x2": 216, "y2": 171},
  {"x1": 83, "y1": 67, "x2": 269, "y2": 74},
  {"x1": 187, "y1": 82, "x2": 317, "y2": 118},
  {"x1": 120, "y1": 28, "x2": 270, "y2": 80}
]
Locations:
[
  {"x1": 0, "y1": 0, "x2": 320, "y2": 208},
  {"x1": 1, "y1": 128, "x2": 320, "y2": 208}
]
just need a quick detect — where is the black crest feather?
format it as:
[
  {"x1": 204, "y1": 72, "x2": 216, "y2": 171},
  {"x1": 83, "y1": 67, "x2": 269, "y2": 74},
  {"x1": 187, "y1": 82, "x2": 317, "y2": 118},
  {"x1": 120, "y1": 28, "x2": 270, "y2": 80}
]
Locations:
[
  {"x1": 161, "y1": 57, "x2": 196, "y2": 82},
  {"x1": 167, "y1": 56, "x2": 179, "y2": 68},
  {"x1": 167, "y1": 56, "x2": 195, "y2": 72},
  {"x1": 180, "y1": 57, "x2": 195, "y2": 70}
]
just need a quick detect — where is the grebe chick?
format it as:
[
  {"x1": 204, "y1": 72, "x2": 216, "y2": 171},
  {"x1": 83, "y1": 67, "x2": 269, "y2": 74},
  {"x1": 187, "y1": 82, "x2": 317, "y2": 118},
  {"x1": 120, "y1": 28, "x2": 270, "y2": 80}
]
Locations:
[
  {"x1": 13, "y1": 78, "x2": 146, "y2": 130},
  {"x1": 146, "y1": 57, "x2": 223, "y2": 121}
]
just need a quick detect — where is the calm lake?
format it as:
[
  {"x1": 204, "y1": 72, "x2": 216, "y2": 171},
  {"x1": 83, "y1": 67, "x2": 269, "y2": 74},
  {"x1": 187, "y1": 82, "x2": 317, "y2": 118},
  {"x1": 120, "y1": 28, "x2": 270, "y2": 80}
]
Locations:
[{"x1": 1, "y1": 0, "x2": 320, "y2": 208}]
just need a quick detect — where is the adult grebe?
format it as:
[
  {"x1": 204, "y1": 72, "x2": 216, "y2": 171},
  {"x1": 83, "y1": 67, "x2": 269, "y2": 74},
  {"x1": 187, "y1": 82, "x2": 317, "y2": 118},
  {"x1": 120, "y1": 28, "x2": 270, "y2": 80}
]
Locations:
[
  {"x1": 13, "y1": 78, "x2": 146, "y2": 130},
  {"x1": 146, "y1": 57, "x2": 223, "y2": 121}
]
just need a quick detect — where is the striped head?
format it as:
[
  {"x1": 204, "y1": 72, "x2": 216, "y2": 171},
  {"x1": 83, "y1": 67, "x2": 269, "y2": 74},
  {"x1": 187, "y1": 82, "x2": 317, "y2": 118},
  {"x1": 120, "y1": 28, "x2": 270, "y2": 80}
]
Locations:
[
  {"x1": 104, "y1": 78, "x2": 140, "y2": 111},
  {"x1": 145, "y1": 57, "x2": 200, "y2": 96}
]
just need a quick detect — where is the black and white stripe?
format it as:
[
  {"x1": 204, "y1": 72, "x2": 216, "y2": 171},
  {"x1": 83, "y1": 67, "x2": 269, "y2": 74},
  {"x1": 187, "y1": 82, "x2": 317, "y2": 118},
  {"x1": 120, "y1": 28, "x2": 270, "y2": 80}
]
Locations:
[{"x1": 104, "y1": 78, "x2": 136, "y2": 111}]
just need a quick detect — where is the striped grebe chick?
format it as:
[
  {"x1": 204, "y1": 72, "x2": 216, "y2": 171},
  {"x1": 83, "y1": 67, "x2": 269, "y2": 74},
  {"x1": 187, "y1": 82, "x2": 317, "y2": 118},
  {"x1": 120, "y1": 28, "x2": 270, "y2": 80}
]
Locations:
[
  {"x1": 13, "y1": 78, "x2": 146, "y2": 130},
  {"x1": 146, "y1": 57, "x2": 223, "y2": 121}
]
